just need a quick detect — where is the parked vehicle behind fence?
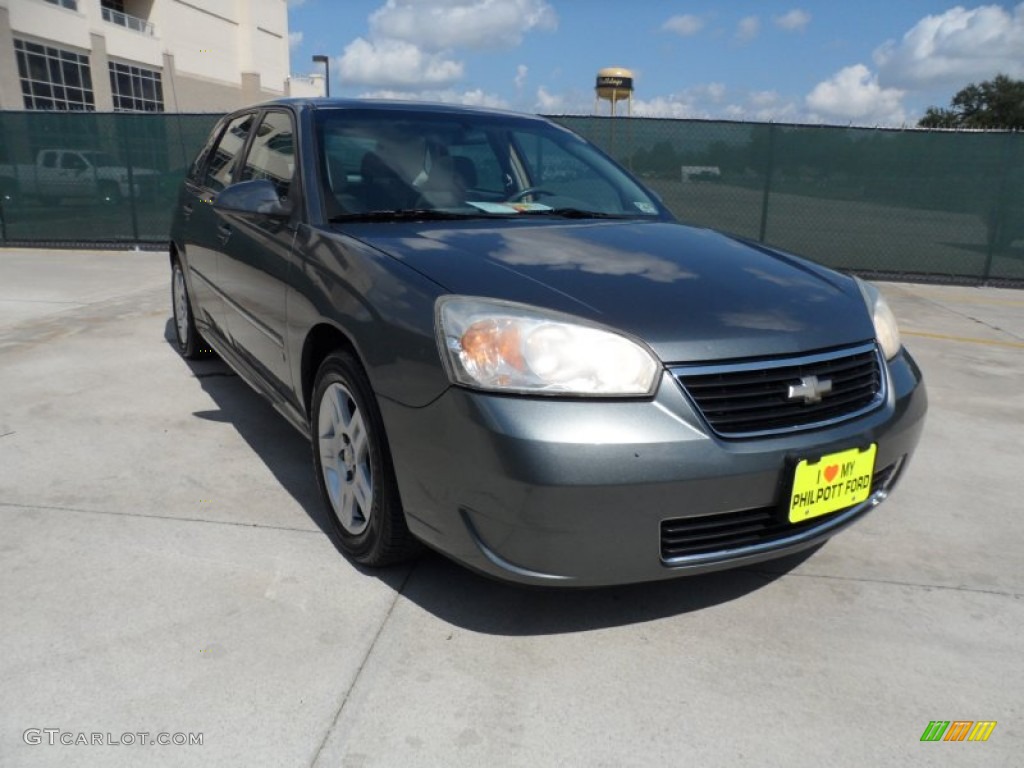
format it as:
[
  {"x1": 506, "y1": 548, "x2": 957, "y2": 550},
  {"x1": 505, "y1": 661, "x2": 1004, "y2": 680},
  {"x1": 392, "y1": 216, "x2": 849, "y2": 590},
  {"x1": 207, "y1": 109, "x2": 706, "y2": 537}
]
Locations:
[{"x1": 0, "y1": 148, "x2": 160, "y2": 206}]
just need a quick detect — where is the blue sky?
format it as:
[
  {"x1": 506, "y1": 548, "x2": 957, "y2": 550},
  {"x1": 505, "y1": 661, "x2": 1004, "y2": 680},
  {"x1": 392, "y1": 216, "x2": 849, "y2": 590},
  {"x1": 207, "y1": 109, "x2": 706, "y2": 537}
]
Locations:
[{"x1": 285, "y1": 1, "x2": 1024, "y2": 126}]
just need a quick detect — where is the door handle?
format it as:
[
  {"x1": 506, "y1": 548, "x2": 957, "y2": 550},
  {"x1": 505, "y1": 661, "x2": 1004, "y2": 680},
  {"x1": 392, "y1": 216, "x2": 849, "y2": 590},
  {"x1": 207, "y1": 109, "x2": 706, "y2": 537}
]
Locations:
[{"x1": 217, "y1": 223, "x2": 232, "y2": 244}]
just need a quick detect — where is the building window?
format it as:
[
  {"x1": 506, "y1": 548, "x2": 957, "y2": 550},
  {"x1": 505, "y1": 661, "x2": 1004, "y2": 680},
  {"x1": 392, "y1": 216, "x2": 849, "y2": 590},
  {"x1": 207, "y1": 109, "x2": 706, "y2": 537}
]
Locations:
[
  {"x1": 101, "y1": 0, "x2": 124, "y2": 11},
  {"x1": 14, "y1": 39, "x2": 95, "y2": 111},
  {"x1": 42, "y1": 0, "x2": 78, "y2": 9},
  {"x1": 109, "y1": 62, "x2": 164, "y2": 112}
]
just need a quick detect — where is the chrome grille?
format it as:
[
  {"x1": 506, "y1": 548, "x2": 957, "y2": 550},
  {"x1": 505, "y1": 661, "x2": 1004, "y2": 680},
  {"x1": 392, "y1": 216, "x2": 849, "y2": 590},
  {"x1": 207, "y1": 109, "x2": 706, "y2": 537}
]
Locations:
[{"x1": 672, "y1": 343, "x2": 884, "y2": 438}]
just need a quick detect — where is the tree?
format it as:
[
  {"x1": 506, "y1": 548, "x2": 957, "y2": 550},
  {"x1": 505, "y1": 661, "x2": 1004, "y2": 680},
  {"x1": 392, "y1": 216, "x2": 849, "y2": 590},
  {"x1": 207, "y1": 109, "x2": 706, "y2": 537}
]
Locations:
[{"x1": 918, "y1": 74, "x2": 1024, "y2": 129}]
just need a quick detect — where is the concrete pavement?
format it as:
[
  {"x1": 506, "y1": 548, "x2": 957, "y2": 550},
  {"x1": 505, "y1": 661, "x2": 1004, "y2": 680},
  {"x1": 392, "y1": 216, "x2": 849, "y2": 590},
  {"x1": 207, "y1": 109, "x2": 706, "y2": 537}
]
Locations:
[{"x1": 0, "y1": 249, "x2": 1020, "y2": 767}]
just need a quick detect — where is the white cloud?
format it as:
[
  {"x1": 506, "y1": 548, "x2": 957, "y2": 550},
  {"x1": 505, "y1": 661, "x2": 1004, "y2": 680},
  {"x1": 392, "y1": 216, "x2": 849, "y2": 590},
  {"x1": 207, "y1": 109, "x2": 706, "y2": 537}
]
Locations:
[
  {"x1": 535, "y1": 85, "x2": 573, "y2": 112},
  {"x1": 725, "y1": 91, "x2": 799, "y2": 122},
  {"x1": 632, "y1": 96, "x2": 700, "y2": 119},
  {"x1": 806, "y1": 64, "x2": 907, "y2": 125},
  {"x1": 635, "y1": 85, "x2": 798, "y2": 121},
  {"x1": 369, "y1": 0, "x2": 557, "y2": 52},
  {"x1": 515, "y1": 64, "x2": 528, "y2": 91},
  {"x1": 534, "y1": 81, "x2": 802, "y2": 121},
  {"x1": 774, "y1": 9, "x2": 811, "y2": 32},
  {"x1": 288, "y1": 31, "x2": 303, "y2": 50},
  {"x1": 874, "y1": 3, "x2": 1024, "y2": 88},
  {"x1": 359, "y1": 88, "x2": 510, "y2": 108},
  {"x1": 705, "y1": 82, "x2": 726, "y2": 103},
  {"x1": 337, "y1": 37, "x2": 463, "y2": 88},
  {"x1": 736, "y1": 15, "x2": 760, "y2": 43},
  {"x1": 662, "y1": 14, "x2": 704, "y2": 37}
]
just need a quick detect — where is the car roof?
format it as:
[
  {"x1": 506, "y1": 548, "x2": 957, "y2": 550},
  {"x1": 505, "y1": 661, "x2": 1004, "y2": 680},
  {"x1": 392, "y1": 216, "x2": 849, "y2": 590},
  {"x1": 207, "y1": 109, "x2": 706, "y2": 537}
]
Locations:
[{"x1": 246, "y1": 97, "x2": 549, "y2": 123}]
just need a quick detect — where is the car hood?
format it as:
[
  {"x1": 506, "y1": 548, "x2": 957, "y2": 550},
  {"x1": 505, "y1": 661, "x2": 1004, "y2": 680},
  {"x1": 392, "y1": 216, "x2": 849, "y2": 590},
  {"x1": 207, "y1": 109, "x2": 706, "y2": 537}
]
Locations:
[{"x1": 346, "y1": 219, "x2": 875, "y2": 363}]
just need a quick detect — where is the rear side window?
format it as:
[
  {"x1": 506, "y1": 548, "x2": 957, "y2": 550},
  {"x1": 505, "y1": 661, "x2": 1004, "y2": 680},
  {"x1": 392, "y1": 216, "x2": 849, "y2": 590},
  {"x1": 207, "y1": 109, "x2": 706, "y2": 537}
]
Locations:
[
  {"x1": 240, "y1": 111, "x2": 295, "y2": 202},
  {"x1": 203, "y1": 113, "x2": 255, "y2": 192}
]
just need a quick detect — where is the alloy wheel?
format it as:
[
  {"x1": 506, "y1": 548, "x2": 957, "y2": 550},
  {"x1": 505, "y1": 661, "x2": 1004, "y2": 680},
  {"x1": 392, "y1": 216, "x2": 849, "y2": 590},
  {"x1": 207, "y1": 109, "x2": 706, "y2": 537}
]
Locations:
[
  {"x1": 318, "y1": 381, "x2": 374, "y2": 535},
  {"x1": 173, "y1": 266, "x2": 190, "y2": 345}
]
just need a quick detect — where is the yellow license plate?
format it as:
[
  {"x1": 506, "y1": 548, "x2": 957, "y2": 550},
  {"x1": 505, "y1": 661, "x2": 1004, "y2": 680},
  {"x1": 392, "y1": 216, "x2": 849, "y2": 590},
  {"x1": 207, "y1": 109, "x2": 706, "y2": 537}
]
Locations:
[{"x1": 789, "y1": 444, "x2": 877, "y2": 523}]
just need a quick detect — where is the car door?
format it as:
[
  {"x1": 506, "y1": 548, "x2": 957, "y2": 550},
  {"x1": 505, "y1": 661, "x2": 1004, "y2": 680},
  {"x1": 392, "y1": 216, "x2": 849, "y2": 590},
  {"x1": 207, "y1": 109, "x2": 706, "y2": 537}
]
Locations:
[
  {"x1": 179, "y1": 111, "x2": 256, "y2": 345},
  {"x1": 215, "y1": 108, "x2": 298, "y2": 398},
  {"x1": 59, "y1": 151, "x2": 95, "y2": 199},
  {"x1": 35, "y1": 150, "x2": 61, "y2": 199}
]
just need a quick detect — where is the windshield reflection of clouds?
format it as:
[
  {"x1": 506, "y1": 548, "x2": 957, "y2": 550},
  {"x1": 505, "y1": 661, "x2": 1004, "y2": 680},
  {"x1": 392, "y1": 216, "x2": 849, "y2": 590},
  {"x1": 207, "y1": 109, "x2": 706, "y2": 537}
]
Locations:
[
  {"x1": 392, "y1": 236, "x2": 450, "y2": 252},
  {"x1": 718, "y1": 310, "x2": 805, "y2": 332},
  {"x1": 486, "y1": 230, "x2": 697, "y2": 284},
  {"x1": 743, "y1": 266, "x2": 826, "y2": 294}
]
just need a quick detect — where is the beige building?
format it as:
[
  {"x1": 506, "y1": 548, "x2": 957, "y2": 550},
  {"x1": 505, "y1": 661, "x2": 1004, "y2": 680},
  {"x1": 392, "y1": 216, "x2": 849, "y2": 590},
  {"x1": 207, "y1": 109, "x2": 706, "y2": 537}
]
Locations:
[{"x1": 0, "y1": 0, "x2": 321, "y2": 113}]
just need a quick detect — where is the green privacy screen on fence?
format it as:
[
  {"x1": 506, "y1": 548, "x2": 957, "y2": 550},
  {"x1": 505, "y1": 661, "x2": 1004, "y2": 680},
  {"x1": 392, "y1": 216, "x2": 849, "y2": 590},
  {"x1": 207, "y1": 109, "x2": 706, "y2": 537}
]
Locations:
[
  {"x1": 0, "y1": 111, "x2": 219, "y2": 245},
  {"x1": 0, "y1": 110, "x2": 1022, "y2": 281}
]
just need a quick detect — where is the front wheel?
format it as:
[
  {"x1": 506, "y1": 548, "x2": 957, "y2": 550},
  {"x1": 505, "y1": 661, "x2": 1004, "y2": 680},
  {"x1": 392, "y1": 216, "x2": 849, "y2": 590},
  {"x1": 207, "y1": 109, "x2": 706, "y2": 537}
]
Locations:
[
  {"x1": 99, "y1": 182, "x2": 122, "y2": 205},
  {"x1": 311, "y1": 352, "x2": 419, "y2": 566},
  {"x1": 0, "y1": 178, "x2": 18, "y2": 207},
  {"x1": 171, "y1": 259, "x2": 204, "y2": 358}
]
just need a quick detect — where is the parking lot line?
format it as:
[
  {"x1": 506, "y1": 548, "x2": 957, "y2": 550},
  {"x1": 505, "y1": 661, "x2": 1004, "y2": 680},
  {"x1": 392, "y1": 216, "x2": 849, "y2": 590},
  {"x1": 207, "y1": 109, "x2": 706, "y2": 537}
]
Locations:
[
  {"x1": 901, "y1": 330, "x2": 1024, "y2": 349},
  {"x1": 905, "y1": 293, "x2": 1024, "y2": 307}
]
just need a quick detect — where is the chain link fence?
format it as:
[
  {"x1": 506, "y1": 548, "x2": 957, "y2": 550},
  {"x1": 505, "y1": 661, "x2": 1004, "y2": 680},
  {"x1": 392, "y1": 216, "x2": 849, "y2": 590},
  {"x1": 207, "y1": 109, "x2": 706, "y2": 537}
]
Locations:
[
  {"x1": 0, "y1": 111, "x2": 218, "y2": 245},
  {"x1": 1, "y1": 111, "x2": 1021, "y2": 282}
]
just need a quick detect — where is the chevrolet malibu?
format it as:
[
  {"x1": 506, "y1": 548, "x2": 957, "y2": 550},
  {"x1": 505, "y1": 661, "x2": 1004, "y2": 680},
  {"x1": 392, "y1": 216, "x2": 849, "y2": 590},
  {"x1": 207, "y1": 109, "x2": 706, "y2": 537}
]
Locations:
[{"x1": 169, "y1": 99, "x2": 926, "y2": 586}]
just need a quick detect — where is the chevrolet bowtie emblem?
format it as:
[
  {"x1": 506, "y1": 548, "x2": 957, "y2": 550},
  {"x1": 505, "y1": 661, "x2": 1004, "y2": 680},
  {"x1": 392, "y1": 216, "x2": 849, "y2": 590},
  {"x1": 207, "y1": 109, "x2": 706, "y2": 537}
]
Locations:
[{"x1": 788, "y1": 374, "x2": 833, "y2": 404}]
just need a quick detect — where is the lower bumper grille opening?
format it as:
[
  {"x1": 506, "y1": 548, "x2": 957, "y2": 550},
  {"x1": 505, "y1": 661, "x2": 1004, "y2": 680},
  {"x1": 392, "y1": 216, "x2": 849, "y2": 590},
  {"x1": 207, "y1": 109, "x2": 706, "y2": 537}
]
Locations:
[{"x1": 660, "y1": 462, "x2": 897, "y2": 561}]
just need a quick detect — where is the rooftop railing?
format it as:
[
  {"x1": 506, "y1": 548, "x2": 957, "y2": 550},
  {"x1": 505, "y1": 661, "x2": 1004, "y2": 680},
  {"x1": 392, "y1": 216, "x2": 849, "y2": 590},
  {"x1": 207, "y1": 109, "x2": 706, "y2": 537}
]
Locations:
[{"x1": 101, "y1": 6, "x2": 155, "y2": 36}]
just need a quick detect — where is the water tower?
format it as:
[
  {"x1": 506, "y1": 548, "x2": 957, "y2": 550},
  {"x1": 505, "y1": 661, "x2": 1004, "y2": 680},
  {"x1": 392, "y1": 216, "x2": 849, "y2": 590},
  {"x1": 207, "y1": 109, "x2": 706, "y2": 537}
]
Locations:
[{"x1": 595, "y1": 67, "x2": 634, "y2": 116}]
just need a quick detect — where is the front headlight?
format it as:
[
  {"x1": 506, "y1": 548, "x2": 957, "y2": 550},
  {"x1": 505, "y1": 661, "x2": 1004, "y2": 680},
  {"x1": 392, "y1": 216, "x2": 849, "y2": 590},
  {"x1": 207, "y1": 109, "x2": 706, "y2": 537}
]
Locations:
[
  {"x1": 436, "y1": 296, "x2": 660, "y2": 396},
  {"x1": 856, "y1": 278, "x2": 901, "y2": 360}
]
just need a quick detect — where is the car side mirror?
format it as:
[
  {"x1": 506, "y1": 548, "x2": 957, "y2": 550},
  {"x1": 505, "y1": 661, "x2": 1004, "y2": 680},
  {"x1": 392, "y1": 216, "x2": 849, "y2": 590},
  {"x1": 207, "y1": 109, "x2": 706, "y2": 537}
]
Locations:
[{"x1": 214, "y1": 179, "x2": 292, "y2": 218}]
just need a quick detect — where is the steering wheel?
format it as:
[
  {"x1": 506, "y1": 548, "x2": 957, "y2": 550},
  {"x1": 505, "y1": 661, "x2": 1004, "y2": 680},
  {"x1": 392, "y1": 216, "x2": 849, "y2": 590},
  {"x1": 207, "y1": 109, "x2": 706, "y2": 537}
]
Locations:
[{"x1": 505, "y1": 186, "x2": 554, "y2": 203}]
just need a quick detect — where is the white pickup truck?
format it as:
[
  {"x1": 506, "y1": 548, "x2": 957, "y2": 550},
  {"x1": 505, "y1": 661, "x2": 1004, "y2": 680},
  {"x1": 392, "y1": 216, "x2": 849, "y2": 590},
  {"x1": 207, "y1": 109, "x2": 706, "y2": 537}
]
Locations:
[{"x1": 0, "y1": 149, "x2": 160, "y2": 205}]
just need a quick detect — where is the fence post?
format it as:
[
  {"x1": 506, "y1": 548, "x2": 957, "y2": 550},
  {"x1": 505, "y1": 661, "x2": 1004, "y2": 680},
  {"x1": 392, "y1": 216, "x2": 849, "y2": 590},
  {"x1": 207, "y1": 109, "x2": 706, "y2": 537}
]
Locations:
[
  {"x1": 982, "y1": 131, "x2": 1016, "y2": 283},
  {"x1": 123, "y1": 117, "x2": 141, "y2": 244},
  {"x1": 758, "y1": 122, "x2": 776, "y2": 243}
]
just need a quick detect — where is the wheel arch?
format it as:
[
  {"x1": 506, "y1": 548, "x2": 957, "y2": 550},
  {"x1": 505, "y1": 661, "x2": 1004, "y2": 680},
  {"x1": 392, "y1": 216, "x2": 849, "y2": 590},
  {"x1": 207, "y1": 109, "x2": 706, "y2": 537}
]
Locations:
[{"x1": 301, "y1": 322, "x2": 362, "y2": 419}]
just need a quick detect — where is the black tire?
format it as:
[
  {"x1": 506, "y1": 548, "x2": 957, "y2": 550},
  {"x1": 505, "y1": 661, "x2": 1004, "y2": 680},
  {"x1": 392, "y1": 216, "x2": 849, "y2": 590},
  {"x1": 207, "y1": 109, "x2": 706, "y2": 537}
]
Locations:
[
  {"x1": 311, "y1": 351, "x2": 419, "y2": 566},
  {"x1": 0, "y1": 178, "x2": 18, "y2": 207},
  {"x1": 99, "y1": 182, "x2": 122, "y2": 205},
  {"x1": 171, "y1": 258, "x2": 205, "y2": 359},
  {"x1": 987, "y1": 213, "x2": 1023, "y2": 252}
]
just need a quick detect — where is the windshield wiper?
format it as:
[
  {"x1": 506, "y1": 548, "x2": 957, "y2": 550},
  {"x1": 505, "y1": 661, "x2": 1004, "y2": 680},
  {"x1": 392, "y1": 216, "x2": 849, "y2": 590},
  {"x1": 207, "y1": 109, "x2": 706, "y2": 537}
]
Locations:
[
  {"x1": 516, "y1": 208, "x2": 638, "y2": 219},
  {"x1": 329, "y1": 209, "x2": 483, "y2": 223}
]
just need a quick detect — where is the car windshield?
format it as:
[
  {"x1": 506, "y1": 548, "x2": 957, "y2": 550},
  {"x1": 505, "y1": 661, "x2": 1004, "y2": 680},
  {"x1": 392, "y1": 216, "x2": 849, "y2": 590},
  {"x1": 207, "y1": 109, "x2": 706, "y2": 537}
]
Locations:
[{"x1": 315, "y1": 108, "x2": 665, "y2": 220}]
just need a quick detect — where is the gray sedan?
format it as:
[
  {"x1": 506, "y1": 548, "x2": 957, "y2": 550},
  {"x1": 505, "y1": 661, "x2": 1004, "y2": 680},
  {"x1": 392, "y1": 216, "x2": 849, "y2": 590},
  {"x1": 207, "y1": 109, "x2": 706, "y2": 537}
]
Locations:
[{"x1": 169, "y1": 99, "x2": 926, "y2": 586}]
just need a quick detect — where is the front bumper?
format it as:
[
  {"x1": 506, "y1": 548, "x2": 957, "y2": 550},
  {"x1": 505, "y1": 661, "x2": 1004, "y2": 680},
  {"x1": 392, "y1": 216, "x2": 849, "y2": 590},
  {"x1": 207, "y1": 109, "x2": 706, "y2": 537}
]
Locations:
[{"x1": 380, "y1": 348, "x2": 927, "y2": 587}]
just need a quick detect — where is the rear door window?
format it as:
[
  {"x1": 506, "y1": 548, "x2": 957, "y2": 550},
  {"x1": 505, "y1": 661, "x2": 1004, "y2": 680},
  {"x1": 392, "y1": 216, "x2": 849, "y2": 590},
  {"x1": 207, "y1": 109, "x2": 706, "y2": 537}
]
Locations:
[
  {"x1": 203, "y1": 113, "x2": 255, "y2": 192},
  {"x1": 239, "y1": 110, "x2": 295, "y2": 202}
]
